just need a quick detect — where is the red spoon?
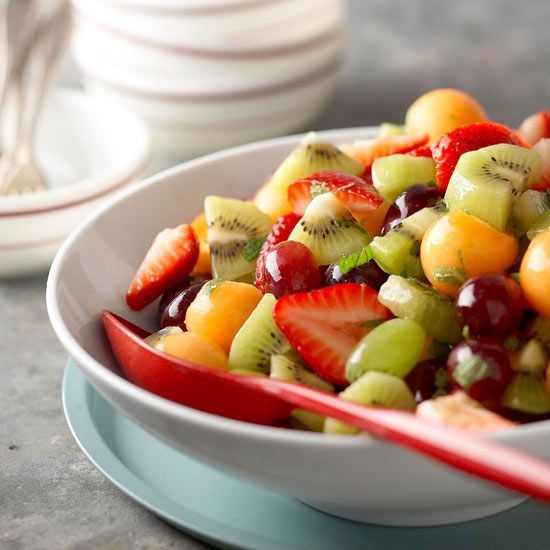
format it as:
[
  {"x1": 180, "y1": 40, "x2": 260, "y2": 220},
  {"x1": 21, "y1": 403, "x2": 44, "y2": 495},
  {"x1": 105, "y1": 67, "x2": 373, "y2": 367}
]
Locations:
[{"x1": 103, "y1": 310, "x2": 550, "y2": 503}]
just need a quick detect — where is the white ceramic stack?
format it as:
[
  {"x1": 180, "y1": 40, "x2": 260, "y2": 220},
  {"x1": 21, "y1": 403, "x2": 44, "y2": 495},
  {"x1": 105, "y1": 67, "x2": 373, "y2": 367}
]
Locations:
[{"x1": 69, "y1": 0, "x2": 345, "y2": 160}]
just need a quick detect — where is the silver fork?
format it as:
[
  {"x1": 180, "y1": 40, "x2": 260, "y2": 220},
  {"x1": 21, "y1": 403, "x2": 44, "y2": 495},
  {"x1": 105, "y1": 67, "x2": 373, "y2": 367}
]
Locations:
[{"x1": 0, "y1": 1, "x2": 72, "y2": 196}]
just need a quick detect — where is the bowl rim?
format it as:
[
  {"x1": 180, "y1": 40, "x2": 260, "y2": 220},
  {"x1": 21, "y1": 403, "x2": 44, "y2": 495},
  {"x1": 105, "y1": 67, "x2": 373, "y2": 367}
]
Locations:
[
  {"x1": 46, "y1": 127, "x2": 550, "y2": 448},
  {"x1": 0, "y1": 88, "x2": 150, "y2": 216}
]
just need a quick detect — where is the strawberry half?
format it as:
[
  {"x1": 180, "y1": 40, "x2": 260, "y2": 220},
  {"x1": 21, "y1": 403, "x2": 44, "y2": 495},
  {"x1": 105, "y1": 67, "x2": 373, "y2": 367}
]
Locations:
[
  {"x1": 255, "y1": 212, "x2": 301, "y2": 293},
  {"x1": 273, "y1": 284, "x2": 391, "y2": 385},
  {"x1": 432, "y1": 121, "x2": 527, "y2": 192},
  {"x1": 518, "y1": 111, "x2": 550, "y2": 146},
  {"x1": 126, "y1": 224, "x2": 199, "y2": 310},
  {"x1": 287, "y1": 171, "x2": 384, "y2": 216},
  {"x1": 532, "y1": 138, "x2": 550, "y2": 191},
  {"x1": 339, "y1": 134, "x2": 429, "y2": 171}
]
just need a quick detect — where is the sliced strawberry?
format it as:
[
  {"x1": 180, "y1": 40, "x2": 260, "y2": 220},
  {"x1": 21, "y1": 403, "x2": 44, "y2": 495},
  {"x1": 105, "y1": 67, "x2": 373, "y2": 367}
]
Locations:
[
  {"x1": 518, "y1": 111, "x2": 550, "y2": 146},
  {"x1": 126, "y1": 224, "x2": 199, "y2": 310},
  {"x1": 255, "y1": 212, "x2": 301, "y2": 293},
  {"x1": 287, "y1": 171, "x2": 384, "y2": 217},
  {"x1": 339, "y1": 134, "x2": 429, "y2": 170},
  {"x1": 432, "y1": 122, "x2": 527, "y2": 192},
  {"x1": 273, "y1": 284, "x2": 391, "y2": 385},
  {"x1": 532, "y1": 138, "x2": 550, "y2": 190},
  {"x1": 408, "y1": 145, "x2": 433, "y2": 158}
]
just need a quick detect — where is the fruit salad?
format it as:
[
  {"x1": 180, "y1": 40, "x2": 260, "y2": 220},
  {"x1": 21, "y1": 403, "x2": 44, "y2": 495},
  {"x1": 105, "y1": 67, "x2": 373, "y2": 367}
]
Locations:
[{"x1": 109, "y1": 88, "x2": 550, "y2": 435}]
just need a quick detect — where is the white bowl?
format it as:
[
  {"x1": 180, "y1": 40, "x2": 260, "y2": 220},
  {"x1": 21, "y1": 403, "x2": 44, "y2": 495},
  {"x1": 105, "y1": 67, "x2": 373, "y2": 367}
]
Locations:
[
  {"x1": 47, "y1": 128, "x2": 550, "y2": 526},
  {"x1": 0, "y1": 88, "x2": 149, "y2": 277},
  {"x1": 72, "y1": 0, "x2": 344, "y2": 51}
]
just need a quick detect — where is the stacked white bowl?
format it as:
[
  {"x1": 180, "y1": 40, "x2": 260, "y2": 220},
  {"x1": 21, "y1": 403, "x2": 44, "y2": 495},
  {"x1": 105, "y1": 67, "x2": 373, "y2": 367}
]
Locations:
[{"x1": 70, "y1": 0, "x2": 346, "y2": 160}]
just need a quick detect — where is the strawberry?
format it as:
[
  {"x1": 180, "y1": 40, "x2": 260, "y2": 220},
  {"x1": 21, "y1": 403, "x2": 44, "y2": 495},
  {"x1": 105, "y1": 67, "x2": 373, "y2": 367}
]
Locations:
[
  {"x1": 518, "y1": 111, "x2": 550, "y2": 146},
  {"x1": 273, "y1": 284, "x2": 391, "y2": 385},
  {"x1": 432, "y1": 121, "x2": 526, "y2": 192},
  {"x1": 287, "y1": 171, "x2": 384, "y2": 217},
  {"x1": 532, "y1": 138, "x2": 550, "y2": 190},
  {"x1": 339, "y1": 134, "x2": 429, "y2": 170},
  {"x1": 255, "y1": 213, "x2": 301, "y2": 293},
  {"x1": 126, "y1": 224, "x2": 199, "y2": 310},
  {"x1": 408, "y1": 145, "x2": 433, "y2": 158}
]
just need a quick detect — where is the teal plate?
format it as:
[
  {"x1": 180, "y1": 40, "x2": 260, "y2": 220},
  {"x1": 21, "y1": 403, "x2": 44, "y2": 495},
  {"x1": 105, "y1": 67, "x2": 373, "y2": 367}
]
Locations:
[{"x1": 62, "y1": 360, "x2": 550, "y2": 550}]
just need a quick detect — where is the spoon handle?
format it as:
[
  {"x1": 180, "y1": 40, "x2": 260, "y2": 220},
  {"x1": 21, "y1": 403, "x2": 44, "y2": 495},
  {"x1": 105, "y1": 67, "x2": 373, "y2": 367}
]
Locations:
[{"x1": 246, "y1": 376, "x2": 550, "y2": 502}]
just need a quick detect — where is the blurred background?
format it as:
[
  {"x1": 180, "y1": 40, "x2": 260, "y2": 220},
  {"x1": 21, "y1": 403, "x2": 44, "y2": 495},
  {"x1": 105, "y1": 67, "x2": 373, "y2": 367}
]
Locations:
[{"x1": 3, "y1": 0, "x2": 550, "y2": 548}]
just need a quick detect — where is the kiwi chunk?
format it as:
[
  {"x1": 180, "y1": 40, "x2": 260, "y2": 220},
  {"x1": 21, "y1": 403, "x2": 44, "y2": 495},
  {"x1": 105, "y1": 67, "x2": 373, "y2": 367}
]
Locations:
[
  {"x1": 370, "y1": 205, "x2": 443, "y2": 277},
  {"x1": 526, "y1": 316, "x2": 550, "y2": 352},
  {"x1": 511, "y1": 339, "x2": 547, "y2": 375},
  {"x1": 345, "y1": 319, "x2": 426, "y2": 383},
  {"x1": 290, "y1": 409, "x2": 326, "y2": 432},
  {"x1": 144, "y1": 326, "x2": 183, "y2": 347},
  {"x1": 228, "y1": 294, "x2": 290, "y2": 373},
  {"x1": 378, "y1": 275, "x2": 461, "y2": 343},
  {"x1": 324, "y1": 371, "x2": 416, "y2": 435},
  {"x1": 205, "y1": 196, "x2": 272, "y2": 281},
  {"x1": 269, "y1": 132, "x2": 364, "y2": 190},
  {"x1": 527, "y1": 210, "x2": 550, "y2": 240},
  {"x1": 508, "y1": 190, "x2": 550, "y2": 236},
  {"x1": 270, "y1": 353, "x2": 334, "y2": 391},
  {"x1": 378, "y1": 123, "x2": 405, "y2": 137},
  {"x1": 288, "y1": 192, "x2": 371, "y2": 265},
  {"x1": 372, "y1": 154, "x2": 437, "y2": 202},
  {"x1": 445, "y1": 144, "x2": 542, "y2": 232},
  {"x1": 502, "y1": 374, "x2": 550, "y2": 414}
]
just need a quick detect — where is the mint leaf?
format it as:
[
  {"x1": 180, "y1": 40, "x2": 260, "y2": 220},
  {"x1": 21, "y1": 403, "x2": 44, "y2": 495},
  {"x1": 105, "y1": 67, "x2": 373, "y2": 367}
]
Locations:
[
  {"x1": 337, "y1": 246, "x2": 373, "y2": 275},
  {"x1": 334, "y1": 219, "x2": 370, "y2": 236},
  {"x1": 203, "y1": 279, "x2": 224, "y2": 296},
  {"x1": 510, "y1": 272, "x2": 521, "y2": 283},
  {"x1": 462, "y1": 325, "x2": 471, "y2": 339},
  {"x1": 310, "y1": 184, "x2": 329, "y2": 199},
  {"x1": 504, "y1": 336, "x2": 521, "y2": 351},
  {"x1": 243, "y1": 236, "x2": 267, "y2": 262},
  {"x1": 433, "y1": 266, "x2": 466, "y2": 286},
  {"x1": 360, "y1": 318, "x2": 385, "y2": 329},
  {"x1": 451, "y1": 355, "x2": 491, "y2": 389},
  {"x1": 433, "y1": 367, "x2": 451, "y2": 397}
]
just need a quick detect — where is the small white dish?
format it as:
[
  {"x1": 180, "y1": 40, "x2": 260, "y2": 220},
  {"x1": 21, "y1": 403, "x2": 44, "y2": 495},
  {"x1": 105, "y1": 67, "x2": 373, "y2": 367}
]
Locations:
[
  {"x1": 47, "y1": 128, "x2": 550, "y2": 527},
  {"x1": 0, "y1": 88, "x2": 149, "y2": 277}
]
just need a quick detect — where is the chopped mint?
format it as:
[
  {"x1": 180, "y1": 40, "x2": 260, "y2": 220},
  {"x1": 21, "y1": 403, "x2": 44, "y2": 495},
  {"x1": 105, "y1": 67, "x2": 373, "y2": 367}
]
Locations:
[
  {"x1": 433, "y1": 266, "x2": 466, "y2": 286},
  {"x1": 243, "y1": 236, "x2": 267, "y2": 262},
  {"x1": 433, "y1": 367, "x2": 451, "y2": 397},
  {"x1": 462, "y1": 325, "x2": 471, "y2": 339},
  {"x1": 451, "y1": 355, "x2": 491, "y2": 389},
  {"x1": 504, "y1": 336, "x2": 521, "y2": 351},
  {"x1": 360, "y1": 319, "x2": 385, "y2": 329},
  {"x1": 510, "y1": 272, "x2": 521, "y2": 283},
  {"x1": 334, "y1": 219, "x2": 370, "y2": 236},
  {"x1": 338, "y1": 246, "x2": 373, "y2": 275},
  {"x1": 431, "y1": 340, "x2": 453, "y2": 361}
]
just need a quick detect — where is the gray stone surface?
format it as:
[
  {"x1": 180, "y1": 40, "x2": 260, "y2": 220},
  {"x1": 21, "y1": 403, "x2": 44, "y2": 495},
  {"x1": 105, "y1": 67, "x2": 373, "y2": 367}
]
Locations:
[{"x1": 2, "y1": 1, "x2": 550, "y2": 548}]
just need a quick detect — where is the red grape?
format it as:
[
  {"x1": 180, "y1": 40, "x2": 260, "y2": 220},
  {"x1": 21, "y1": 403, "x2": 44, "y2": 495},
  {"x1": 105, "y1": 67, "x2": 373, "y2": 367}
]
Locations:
[
  {"x1": 158, "y1": 274, "x2": 209, "y2": 314},
  {"x1": 405, "y1": 360, "x2": 449, "y2": 403},
  {"x1": 447, "y1": 338, "x2": 513, "y2": 406},
  {"x1": 160, "y1": 282, "x2": 205, "y2": 330},
  {"x1": 324, "y1": 260, "x2": 388, "y2": 291},
  {"x1": 260, "y1": 241, "x2": 321, "y2": 298},
  {"x1": 381, "y1": 184, "x2": 441, "y2": 235},
  {"x1": 455, "y1": 273, "x2": 525, "y2": 338}
]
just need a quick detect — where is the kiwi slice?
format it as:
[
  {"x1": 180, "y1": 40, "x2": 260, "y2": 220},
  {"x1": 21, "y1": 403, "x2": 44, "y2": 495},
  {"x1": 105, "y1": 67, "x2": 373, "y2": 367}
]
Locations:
[
  {"x1": 502, "y1": 373, "x2": 550, "y2": 414},
  {"x1": 371, "y1": 154, "x2": 437, "y2": 202},
  {"x1": 345, "y1": 319, "x2": 426, "y2": 383},
  {"x1": 527, "y1": 210, "x2": 550, "y2": 240},
  {"x1": 144, "y1": 326, "x2": 183, "y2": 347},
  {"x1": 290, "y1": 409, "x2": 326, "y2": 432},
  {"x1": 228, "y1": 294, "x2": 290, "y2": 373},
  {"x1": 369, "y1": 205, "x2": 443, "y2": 277},
  {"x1": 288, "y1": 192, "x2": 371, "y2": 265},
  {"x1": 205, "y1": 196, "x2": 272, "y2": 281},
  {"x1": 511, "y1": 339, "x2": 548, "y2": 375},
  {"x1": 445, "y1": 144, "x2": 542, "y2": 232},
  {"x1": 270, "y1": 353, "x2": 334, "y2": 392},
  {"x1": 378, "y1": 123, "x2": 405, "y2": 137},
  {"x1": 526, "y1": 316, "x2": 550, "y2": 352},
  {"x1": 269, "y1": 132, "x2": 364, "y2": 190},
  {"x1": 324, "y1": 371, "x2": 416, "y2": 435},
  {"x1": 508, "y1": 190, "x2": 550, "y2": 236},
  {"x1": 378, "y1": 275, "x2": 461, "y2": 343}
]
